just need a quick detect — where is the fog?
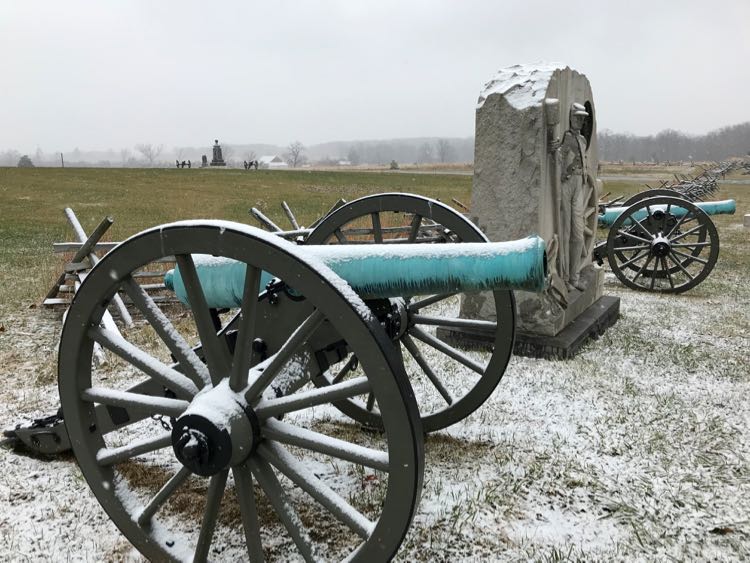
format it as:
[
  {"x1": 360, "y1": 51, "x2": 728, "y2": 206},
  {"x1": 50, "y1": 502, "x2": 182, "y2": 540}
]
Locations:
[{"x1": 2, "y1": 0, "x2": 748, "y2": 155}]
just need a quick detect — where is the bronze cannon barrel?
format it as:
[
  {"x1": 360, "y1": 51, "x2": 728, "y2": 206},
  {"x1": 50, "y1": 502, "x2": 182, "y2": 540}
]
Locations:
[{"x1": 165, "y1": 236, "x2": 548, "y2": 308}]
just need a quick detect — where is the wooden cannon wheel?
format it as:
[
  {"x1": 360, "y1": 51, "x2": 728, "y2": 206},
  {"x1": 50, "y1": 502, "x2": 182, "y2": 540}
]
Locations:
[
  {"x1": 305, "y1": 192, "x2": 516, "y2": 433},
  {"x1": 58, "y1": 222, "x2": 424, "y2": 562},
  {"x1": 606, "y1": 196, "x2": 719, "y2": 293}
]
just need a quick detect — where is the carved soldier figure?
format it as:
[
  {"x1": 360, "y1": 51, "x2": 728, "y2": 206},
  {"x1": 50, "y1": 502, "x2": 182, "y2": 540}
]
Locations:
[{"x1": 558, "y1": 102, "x2": 589, "y2": 291}]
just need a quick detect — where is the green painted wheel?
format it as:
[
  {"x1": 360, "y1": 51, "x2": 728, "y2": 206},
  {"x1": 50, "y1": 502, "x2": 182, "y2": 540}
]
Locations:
[
  {"x1": 606, "y1": 196, "x2": 719, "y2": 293},
  {"x1": 59, "y1": 222, "x2": 423, "y2": 562},
  {"x1": 306, "y1": 193, "x2": 516, "y2": 433}
]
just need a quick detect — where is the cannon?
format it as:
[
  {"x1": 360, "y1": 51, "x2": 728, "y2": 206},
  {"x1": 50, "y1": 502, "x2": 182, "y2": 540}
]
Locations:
[
  {"x1": 42, "y1": 194, "x2": 548, "y2": 561},
  {"x1": 593, "y1": 195, "x2": 736, "y2": 293}
]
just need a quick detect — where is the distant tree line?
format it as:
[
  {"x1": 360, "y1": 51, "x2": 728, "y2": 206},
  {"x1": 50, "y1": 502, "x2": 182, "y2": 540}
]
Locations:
[
  {"x1": 5, "y1": 122, "x2": 748, "y2": 168},
  {"x1": 322, "y1": 137, "x2": 474, "y2": 166},
  {"x1": 599, "y1": 122, "x2": 750, "y2": 163}
]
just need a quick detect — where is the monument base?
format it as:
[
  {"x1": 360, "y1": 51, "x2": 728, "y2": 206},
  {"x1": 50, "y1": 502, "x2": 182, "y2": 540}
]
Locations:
[
  {"x1": 209, "y1": 161, "x2": 226, "y2": 167},
  {"x1": 513, "y1": 295, "x2": 619, "y2": 359},
  {"x1": 437, "y1": 295, "x2": 619, "y2": 360}
]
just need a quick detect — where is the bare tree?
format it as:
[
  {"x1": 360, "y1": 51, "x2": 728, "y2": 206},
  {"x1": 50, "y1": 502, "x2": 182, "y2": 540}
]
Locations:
[
  {"x1": 435, "y1": 139, "x2": 456, "y2": 163},
  {"x1": 0, "y1": 149, "x2": 21, "y2": 166},
  {"x1": 417, "y1": 142, "x2": 433, "y2": 164},
  {"x1": 135, "y1": 143, "x2": 164, "y2": 167},
  {"x1": 347, "y1": 146, "x2": 361, "y2": 165},
  {"x1": 286, "y1": 141, "x2": 305, "y2": 168},
  {"x1": 222, "y1": 144, "x2": 234, "y2": 164},
  {"x1": 245, "y1": 150, "x2": 257, "y2": 163}
]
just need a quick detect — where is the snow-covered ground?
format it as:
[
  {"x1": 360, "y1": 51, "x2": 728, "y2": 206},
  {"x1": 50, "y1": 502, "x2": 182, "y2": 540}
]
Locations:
[{"x1": 1, "y1": 263, "x2": 748, "y2": 561}]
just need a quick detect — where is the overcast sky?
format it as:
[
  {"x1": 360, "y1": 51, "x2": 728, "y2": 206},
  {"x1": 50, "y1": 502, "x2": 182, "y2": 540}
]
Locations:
[{"x1": 2, "y1": 0, "x2": 749, "y2": 154}]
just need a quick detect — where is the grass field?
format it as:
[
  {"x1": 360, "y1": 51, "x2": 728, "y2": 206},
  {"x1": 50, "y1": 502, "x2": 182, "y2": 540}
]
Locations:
[
  {"x1": 0, "y1": 167, "x2": 748, "y2": 561},
  {"x1": 0, "y1": 168, "x2": 473, "y2": 306}
]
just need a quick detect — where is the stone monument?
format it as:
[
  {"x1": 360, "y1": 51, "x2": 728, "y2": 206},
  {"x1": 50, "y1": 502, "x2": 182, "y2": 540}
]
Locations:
[
  {"x1": 465, "y1": 63, "x2": 619, "y2": 358},
  {"x1": 210, "y1": 139, "x2": 226, "y2": 167}
]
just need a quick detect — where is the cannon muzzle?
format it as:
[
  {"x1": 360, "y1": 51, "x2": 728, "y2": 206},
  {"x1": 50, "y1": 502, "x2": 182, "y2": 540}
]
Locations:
[
  {"x1": 598, "y1": 199, "x2": 736, "y2": 228},
  {"x1": 165, "y1": 236, "x2": 548, "y2": 308}
]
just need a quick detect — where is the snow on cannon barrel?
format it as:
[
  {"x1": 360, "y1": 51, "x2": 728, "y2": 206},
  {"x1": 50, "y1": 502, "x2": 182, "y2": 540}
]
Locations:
[{"x1": 164, "y1": 236, "x2": 549, "y2": 308}]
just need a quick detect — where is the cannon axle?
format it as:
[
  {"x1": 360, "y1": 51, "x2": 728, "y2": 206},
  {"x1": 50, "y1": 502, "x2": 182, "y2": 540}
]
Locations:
[{"x1": 171, "y1": 380, "x2": 260, "y2": 477}]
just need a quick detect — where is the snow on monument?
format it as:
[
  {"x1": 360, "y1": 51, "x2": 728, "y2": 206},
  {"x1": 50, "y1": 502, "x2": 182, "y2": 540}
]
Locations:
[{"x1": 467, "y1": 63, "x2": 619, "y2": 357}]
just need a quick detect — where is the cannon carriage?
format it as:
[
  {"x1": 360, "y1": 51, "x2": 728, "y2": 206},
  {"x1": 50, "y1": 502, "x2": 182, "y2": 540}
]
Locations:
[
  {"x1": 43, "y1": 193, "x2": 548, "y2": 561},
  {"x1": 593, "y1": 195, "x2": 735, "y2": 293}
]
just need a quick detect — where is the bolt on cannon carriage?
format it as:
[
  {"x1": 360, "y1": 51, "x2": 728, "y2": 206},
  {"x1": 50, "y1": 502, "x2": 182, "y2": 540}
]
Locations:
[{"x1": 52, "y1": 193, "x2": 548, "y2": 561}]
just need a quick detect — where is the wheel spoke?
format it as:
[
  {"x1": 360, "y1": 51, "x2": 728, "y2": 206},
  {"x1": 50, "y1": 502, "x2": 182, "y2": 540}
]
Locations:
[
  {"x1": 245, "y1": 310, "x2": 325, "y2": 402},
  {"x1": 649, "y1": 256, "x2": 659, "y2": 290},
  {"x1": 89, "y1": 327, "x2": 198, "y2": 398},
  {"x1": 263, "y1": 419, "x2": 389, "y2": 471},
  {"x1": 229, "y1": 266, "x2": 262, "y2": 391},
  {"x1": 250, "y1": 457, "x2": 316, "y2": 562},
  {"x1": 629, "y1": 214, "x2": 652, "y2": 238},
  {"x1": 333, "y1": 228, "x2": 348, "y2": 243},
  {"x1": 407, "y1": 214, "x2": 422, "y2": 243},
  {"x1": 371, "y1": 212, "x2": 383, "y2": 243},
  {"x1": 662, "y1": 257, "x2": 675, "y2": 289},
  {"x1": 668, "y1": 252, "x2": 695, "y2": 280},
  {"x1": 613, "y1": 244, "x2": 651, "y2": 252},
  {"x1": 82, "y1": 387, "x2": 189, "y2": 418},
  {"x1": 617, "y1": 249, "x2": 649, "y2": 269},
  {"x1": 631, "y1": 253, "x2": 655, "y2": 285},
  {"x1": 96, "y1": 433, "x2": 172, "y2": 466},
  {"x1": 407, "y1": 292, "x2": 458, "y2": 312},
  {"x1": 259, "y1": 441, "x2": 375, "y2": 539},
  {"x1": 122, "y1": 277, "x2": 211, "y2": 389},
  {"x1": 137, "y1": 466, "x2": 191, "y2": 526},
  {"x1": 255, "y1": 376, "x2": 371, "y2": 419},
  {"x1": 175, "y1": 254, "x2": 231, "y2": 384},
  {"x1": 193, "y1": 470, "x2": 229, "y2": 563},
  {"x1": 672, "y1": 241, "x2": 712, "y2": 249},
  {"x1": 411, "y1": 314, "x2": 496, "y2": 332},
  {"x1": 408, "y1": 325, "x2": 485, "y2": 375},
  {"x1": 670, "y1": 223, "x2": 704, "y2": 243},
  {"x1": 616, "y1": 229, "x2": 651, "y2": 244},
  {"x1": 665, "y1": 210, "x2": 693, "y2": 238},
  {"x1": 672, "y1": 248, "x2": 709, "y2": 265},
  {"x1": 232, "y1": 464, "x2": 265, "y2": 562},
  {"x1": 402, "y1": 334, "x2": 454, "y2": 405}
]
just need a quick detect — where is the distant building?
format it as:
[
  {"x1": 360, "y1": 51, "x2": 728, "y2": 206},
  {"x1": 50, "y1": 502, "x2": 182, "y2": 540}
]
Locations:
[{"x1": 258, "y1": 155, "x2": 288, "y2": 169}]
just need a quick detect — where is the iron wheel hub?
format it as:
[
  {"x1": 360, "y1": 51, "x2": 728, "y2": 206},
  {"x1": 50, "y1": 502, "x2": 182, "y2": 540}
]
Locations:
[
  {"x1": 171, "y1": 381, "x2": 260, "y2": 477},
  {"x1": 651, "y1": 235, "x2": 671, "y2": 258}
]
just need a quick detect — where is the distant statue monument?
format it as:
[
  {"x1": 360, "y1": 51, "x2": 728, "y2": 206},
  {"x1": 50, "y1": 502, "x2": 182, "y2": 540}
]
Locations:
[
  {"x1": 210, "y1": 139, "x2": 226, "y2": 167},
  {"x1": 201, "y1": 155, "x2": 208, "y2": 167}
]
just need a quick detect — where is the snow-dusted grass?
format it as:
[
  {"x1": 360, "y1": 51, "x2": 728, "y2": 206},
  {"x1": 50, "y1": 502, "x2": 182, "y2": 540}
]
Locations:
[{"x1": 0, "y1": 175, "x2": 747, "y2": 561}]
